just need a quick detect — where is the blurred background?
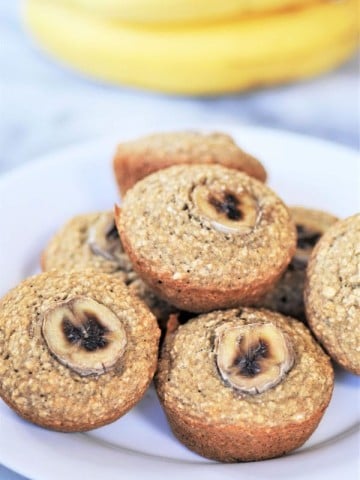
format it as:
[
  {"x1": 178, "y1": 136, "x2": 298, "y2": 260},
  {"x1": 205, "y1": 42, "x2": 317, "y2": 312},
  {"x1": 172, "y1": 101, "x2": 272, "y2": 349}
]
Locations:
[
  {"x1": 0, "y1": 1, "x2": 359, "y2": 478},
  {"x1": 0, "y1": 0, "x2": 359, "y2": 177}
]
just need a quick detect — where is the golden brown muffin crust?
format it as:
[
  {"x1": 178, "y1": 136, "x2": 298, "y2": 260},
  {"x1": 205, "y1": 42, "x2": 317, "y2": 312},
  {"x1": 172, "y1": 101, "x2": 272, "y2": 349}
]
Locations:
[
  {"x1": 0, "y1": 270, "x2": 160, "y2": 432},
  {"x1": 41, "y1": 212, "x2": 131, "y2": 281},
  {"x1": 305, "y1": 214, "x2": 360, "y2": 374},
  {"x1": 155, "y1": 308, "x2": 334, "y2": 461},
  {"x1": 118, "y1": 164, "x2": 296, "y2": 312},
  {"x1": 42, "y1": 211, "x2": 177, "y2": 328},
  {"x1": 113, "y1": 131, "x2": 267, "y2": 196}
]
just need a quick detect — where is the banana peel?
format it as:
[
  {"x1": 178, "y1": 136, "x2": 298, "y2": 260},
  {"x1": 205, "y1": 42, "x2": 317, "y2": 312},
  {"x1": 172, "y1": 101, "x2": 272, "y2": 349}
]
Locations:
[{"x1": 59, "y1": 0, "x2": 319, "y2": 24}]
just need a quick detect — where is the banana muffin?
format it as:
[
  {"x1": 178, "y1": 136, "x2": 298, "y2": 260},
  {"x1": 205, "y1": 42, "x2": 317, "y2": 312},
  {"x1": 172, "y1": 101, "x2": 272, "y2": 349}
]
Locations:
[
  {"x1": 42, "y1": 211, "x2": 132, "y2": 282},
  {"x1": 305, "y1": 214, "x2": 360, "y2": 375},
  {"x1": 113, "y1": 131, "x2": 267, "y2": 196},
  {"x1": 117, "y1": 164, "x2": 296, "y2": 312},
  {"x1": 0, "y1": 270, "x2": 160, "y2": 431},
  {"x1": 155, "y1": 308, "x2": 334, "y2": 462},
  {"x1": 41, "y1": 211, "x2": 176, "y2": 328},
  {"x1": 253, "y1": 207, "x2": 338, "y2": 320}
]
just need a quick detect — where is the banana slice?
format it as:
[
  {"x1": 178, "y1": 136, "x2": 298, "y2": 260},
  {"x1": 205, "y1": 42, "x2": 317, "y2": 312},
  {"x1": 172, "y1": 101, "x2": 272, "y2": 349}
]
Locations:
[
  {"x1": 214, "y1": 322, "x2": 294, "y2": 394},
  {"x1": 87, "y1": 212, "x2": 122, "y2": 262},
  {"x1": 295, "y1": 223, "x2": 322, "y2": 264},
  {"x1": 42, "y1": 296, "x2": 127, "y2": 376},
  {"x1": 192, "y1": 184, "x2": 258, "y2": 234}
]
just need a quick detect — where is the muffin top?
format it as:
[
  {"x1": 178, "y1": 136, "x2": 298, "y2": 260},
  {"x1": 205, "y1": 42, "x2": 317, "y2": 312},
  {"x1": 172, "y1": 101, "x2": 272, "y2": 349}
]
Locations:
[
  {"x1": 113, "y1": 131, "x2": 267, "y2": 195},
  {"x1": 41, "y1": 210, "x2": 176, "y2": 325},
  {"x1": 42, "y1": 211, "x2": 133, "y2": 282},
  {"x1": 156, "y1": 308, "x2": 333, "y2": 427},
  {"x1": 119, "y1": 164, "x2": 296, "y2": 290},
  {"x1": 305, "y1": 214, "x2": 360, "y2": 374},
  {"x1": 0, "y1": 270, "x2": 160, "y2": 431}
]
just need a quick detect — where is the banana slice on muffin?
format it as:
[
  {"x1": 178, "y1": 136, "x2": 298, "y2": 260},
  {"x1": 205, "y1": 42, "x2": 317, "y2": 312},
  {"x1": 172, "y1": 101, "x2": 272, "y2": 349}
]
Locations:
[
  {"x1": 0, "y1": 270, "x2": 160, "y2": 431},
  {"x1": 117, "y1": 164, "x2": 296, "y2": 312},
  {"x1": 155, "y1": 308, "x2": 334, "y2": 462}
]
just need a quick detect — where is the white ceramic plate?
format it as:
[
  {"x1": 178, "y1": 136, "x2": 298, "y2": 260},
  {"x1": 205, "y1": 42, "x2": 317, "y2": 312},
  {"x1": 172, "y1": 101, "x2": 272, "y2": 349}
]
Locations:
[{"x1": 0, "y1": 125, "x2": 359, "y2": 480}]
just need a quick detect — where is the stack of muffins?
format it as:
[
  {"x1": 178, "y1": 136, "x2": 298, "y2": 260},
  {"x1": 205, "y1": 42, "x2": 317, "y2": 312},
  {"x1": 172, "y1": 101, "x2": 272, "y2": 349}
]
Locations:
[{"x1": 0, "y1": 131, "x2": 358, "y2": 462}]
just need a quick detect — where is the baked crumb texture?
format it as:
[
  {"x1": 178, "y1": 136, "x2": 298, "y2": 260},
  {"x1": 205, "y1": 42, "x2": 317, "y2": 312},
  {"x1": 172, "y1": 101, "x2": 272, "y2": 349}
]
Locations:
[
  {"x1": 0, "y1": 270, "x2": 160, "y2": 432},
  {"x1": 42, "y1": 211, "x2": 177, "y2": 327},
  {"x1": 118, "y1": 164, "x2": 296, "y2": 312},
  {"x1": 305, "y1": 214, "x2": 360, "y2": 374},
  {"x1": 41, "y1": 212, "x2": 131, "y2": 281},
  {"x1": 155, "y1": 308, "x2": 334, "y2": 462},
  {"x1": 113, "y1": 131, "x2": 267, "y2": 196},
  {"x1": 253, "y1": 206, "x2": 338, "y2": 320}
]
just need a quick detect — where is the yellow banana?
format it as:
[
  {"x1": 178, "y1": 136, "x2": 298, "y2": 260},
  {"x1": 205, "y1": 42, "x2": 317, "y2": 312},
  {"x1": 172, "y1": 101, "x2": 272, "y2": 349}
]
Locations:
[
  {"x1": 24, "y1": 0, "x2": 358, "y2": 95},
  {"x1": 59, "y1": 0, "x2": 318, "y2": 24}
]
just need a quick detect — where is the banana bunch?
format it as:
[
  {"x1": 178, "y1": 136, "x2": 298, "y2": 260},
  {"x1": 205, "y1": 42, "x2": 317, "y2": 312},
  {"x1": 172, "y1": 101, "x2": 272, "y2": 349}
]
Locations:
[
  {"x1": 24, "y1": 0, "x2": 358, "y2": 95},
  {"x1": 58, "y1": 0, "x2": 318, "y2": 23}
]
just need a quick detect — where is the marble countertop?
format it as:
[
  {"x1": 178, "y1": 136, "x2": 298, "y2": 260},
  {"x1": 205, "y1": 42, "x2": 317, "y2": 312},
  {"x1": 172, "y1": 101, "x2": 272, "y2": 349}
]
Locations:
[
  {"x1": 1, "y1": 3, "x2": 359, "y2": 179},
  {"x1": 0, "y1": 1, "x2": 359, "y2": 479}
]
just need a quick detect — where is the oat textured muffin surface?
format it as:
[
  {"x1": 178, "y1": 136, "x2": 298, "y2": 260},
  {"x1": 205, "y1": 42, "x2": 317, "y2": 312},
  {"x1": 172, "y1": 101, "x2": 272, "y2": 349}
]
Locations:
[
  {"x1": 305, "y1": 214, "x2": 360, "y2": 374},
  {"x1": 42, "y1": 211, "x2": 177, "y2": 328},
  {"x1": 155, "y1": 308, "x2": 334, "y2": 462},
  {"x1": 254, "y1": 206, "x2": 338, "y2": 320},
  {"x1": 41, "y1": 211, "x2": 132, "y2": 281},
  {"x1": 118, "y1": 164, "x2": 296, "y2": 312},
  {"x1": 0, "y1": 270, "x2": 160, "y2": 432},
  {"x1": 113, "y1": 130, "x2": 267, "y2": 195}
]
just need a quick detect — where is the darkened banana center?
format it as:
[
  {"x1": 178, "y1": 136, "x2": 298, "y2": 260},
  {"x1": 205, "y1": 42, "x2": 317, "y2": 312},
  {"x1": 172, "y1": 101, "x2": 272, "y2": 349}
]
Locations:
[
  {"x1": 214, "y1": 322, "x2": 294, "y2": 395},
  {"x1": 42, "y1": 296, "x2": 127, "y2": 376},
  {"x1": 192, "y1": 184, "x2": 258, "y2": 234},
  {"x1": 88, "y1": 212, "x2": 122, "y2": 262}
]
